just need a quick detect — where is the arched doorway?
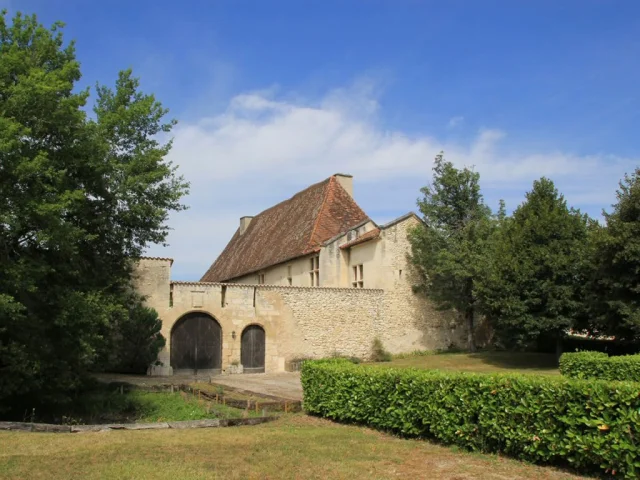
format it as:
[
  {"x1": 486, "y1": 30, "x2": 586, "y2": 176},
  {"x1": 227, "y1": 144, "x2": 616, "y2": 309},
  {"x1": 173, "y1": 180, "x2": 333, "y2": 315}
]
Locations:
[
  {"x1": 171, "y1": 312, "x2": 222, "y2": 374},
  {"x1": 241, "y1": 325, "x2": 265, "y2": 373}
]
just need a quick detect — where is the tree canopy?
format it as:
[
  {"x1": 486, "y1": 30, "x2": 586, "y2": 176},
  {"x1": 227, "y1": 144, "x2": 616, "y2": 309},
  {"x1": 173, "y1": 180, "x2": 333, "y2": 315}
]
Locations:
[
  {"x1": 0, "y1": 11, "x2": 188, "y2": 413},
  {"x1": 409, "y1": 152, "x2": 493, "y2": 351},
  {"x1": 477, "y1": 178, "x2": 591, "y2": 353},
  {"x1": 588, "y1": 169, "x2": 640, "y2": 342}
]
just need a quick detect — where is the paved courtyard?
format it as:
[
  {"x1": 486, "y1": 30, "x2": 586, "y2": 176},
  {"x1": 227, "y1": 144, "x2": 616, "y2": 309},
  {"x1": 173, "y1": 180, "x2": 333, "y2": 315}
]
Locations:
[
  {"x1": 96, "y1": 371, "x2": 303, "y2": 401},
  {"x1": 209, "y1": 372, "x2": 302, "y2": 401}
]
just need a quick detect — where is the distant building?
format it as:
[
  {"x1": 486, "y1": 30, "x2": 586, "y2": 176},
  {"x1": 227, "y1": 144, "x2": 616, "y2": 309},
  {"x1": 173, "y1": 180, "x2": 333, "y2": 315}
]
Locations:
[{"x1": 134, "y1": 174, "x2": 468, "y2": 375}]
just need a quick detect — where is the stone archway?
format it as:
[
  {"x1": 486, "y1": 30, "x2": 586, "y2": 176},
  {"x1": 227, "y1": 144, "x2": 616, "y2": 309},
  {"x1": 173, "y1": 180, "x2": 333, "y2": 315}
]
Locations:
[
  {"x1": 170, "y1": 312, "x2": 222, "y2": 374},
  {"x1": 241, "y1": 325, "x2": 265, "y2": 373}
]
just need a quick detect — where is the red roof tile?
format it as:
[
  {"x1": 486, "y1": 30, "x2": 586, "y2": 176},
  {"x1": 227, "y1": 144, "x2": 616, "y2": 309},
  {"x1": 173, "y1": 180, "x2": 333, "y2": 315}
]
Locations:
[
  {"x1": 339, "y1": 228, "x2": 380, "y2": 249},
  {"x1": 200, "y1": 175, "x2": 369, "y2": 282}
]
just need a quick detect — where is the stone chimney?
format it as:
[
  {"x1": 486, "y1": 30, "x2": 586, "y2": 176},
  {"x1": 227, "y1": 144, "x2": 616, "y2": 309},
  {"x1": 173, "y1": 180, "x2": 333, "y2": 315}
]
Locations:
[
  {"x1": 334, "y1": 173, "x2": 353, "y2": 197},
  {"x1": 240, "y1": 216, "x2": 253, "y2": 235}
]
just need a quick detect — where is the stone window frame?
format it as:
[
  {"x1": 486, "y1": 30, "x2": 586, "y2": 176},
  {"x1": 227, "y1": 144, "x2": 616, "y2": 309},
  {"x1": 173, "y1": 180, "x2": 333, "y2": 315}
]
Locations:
[
  {"x1": 309, "y1": 255, "x2": 320, "y2": 286},
  {"x1": 287, "y1": 265, "x2": 293, "y2": 285},
  {"x1": 352, "y1": 264, "x2": 364, "y2": 288},
  {"x1": 258, "y1": 273, "x2": 265, "y2": 284}
]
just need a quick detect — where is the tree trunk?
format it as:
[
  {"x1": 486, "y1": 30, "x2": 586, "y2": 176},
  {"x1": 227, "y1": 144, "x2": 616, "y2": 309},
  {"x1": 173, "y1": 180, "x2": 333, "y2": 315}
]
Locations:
[{"x1": 466, "y1": 308, "x2": 476, "y2": 352}]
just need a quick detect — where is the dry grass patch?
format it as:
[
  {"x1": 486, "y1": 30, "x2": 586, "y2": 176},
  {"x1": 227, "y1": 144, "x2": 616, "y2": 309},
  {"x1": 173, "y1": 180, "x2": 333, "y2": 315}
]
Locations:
[
  {"x1": 0, "y1": 414, "x2": 588, "y2": 480},
  {"x1": 375, "y1": 351, "x2": 560, "y2": 375}
]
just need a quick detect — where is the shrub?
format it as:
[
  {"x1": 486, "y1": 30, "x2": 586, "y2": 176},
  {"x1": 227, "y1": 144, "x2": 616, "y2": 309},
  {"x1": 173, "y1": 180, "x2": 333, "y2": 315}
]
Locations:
[
  {"x1": 370, "y1": 337, "x2": 392, "y2": 362},
  {"x1": 560, "y1": 351, "x2": 640, "y2": 381},
  {"x1": 392, "y1": 349, "x2": 435, "y2": 359},
  {"x1": 301, "y1": 360, "x2": 640, "y2": 478},
  {"x1": 330, "y1": 351, "x2": 361, "y2": 364},
  {"x1": 537, "y1": 334, "x2": 640, "y2": 356},
  {"x1": 101, "y1": 305, "x2": 166, "y2": 374}
]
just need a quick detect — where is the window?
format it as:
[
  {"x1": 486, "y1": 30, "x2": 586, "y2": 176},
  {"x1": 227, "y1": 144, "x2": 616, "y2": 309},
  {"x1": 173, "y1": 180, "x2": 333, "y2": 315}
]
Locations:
[
  {"x1": 258, "y1": 273, "x2": 265, "y2": 284},
  {"x1": 309, "y1": 255, "x2": 320, "y2": 286},
  {"x1": 352, "y1": 264, "x2": 364, "y2": 288},
  {"x1": 287, "y1": 265, "x2": 293, "y2": 285}
]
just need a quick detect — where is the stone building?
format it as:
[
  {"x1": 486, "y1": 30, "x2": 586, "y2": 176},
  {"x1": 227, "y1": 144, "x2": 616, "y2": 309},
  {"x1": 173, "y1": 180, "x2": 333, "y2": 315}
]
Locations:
[{"x1": 134, "y1": 174, "x2": 468, "y2": 375}]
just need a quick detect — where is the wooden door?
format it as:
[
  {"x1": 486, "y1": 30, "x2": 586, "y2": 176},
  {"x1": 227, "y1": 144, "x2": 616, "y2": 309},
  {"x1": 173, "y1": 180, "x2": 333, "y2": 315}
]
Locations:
[
  {"x1": 171, "y1": 313, "x2": 222, "y2": 374},
  {"x1": 241, "y1": 325, "x2": 265, "y2": 373}
]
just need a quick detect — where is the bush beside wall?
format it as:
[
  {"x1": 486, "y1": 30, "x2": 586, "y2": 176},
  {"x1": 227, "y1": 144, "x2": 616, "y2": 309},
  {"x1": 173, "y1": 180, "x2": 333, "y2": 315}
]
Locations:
[
  {"x1": 560, "y1": 351, "x2": 640, "y2": 381},
  {"x1": 301, "y1": 359, "x2": 640, "y2": 478}
]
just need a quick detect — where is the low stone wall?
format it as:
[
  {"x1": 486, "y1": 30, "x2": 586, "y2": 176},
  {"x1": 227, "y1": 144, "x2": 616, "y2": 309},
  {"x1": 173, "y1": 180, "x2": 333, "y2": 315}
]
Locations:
[
  {"x1": 0, "y1": 417, "x2": 277, "y2": 433},
  {"x1": 133, "y1": 258, "x2": 470, "y2": 374}
]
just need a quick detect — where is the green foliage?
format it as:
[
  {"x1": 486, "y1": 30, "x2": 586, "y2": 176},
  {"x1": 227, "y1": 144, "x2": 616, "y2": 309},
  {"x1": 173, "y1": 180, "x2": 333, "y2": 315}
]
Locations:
[
  {"x1": 302, "y1": 360, "x2": 640, "y2": 478},
  {"x1": 392, "y1": 349, "x2": 436, "y2": 359},
  {"x1": 47, "y1": 384, "x2": 246, "y2": 424},
  {"x1": 409, "y1": 152, "x2": 494, "y2": 351},
  {"x1": 477, "y1": 178, "x2": 591, "y2": 350},
  {"x1": 370, "y1": 337, "x2": 391, "y2": 362},
  {"x1": 588, "y1": 169, "x2": 640, "y2": 342},
  {"x1": 560, "y1": 351, "x2": 640, "y2": 381},
  {"x1": 537, "y1": 334, "x2": 640, "y2": 356},
  {"x1": 329, "y1": 351, "x2": 362, "y2": 364},
  {"x1": 0, "y1": 12, "x2": 188, "y2": 413},
  {"x1": 100, "y1": 304, "x2": 166, "y2": 374}
]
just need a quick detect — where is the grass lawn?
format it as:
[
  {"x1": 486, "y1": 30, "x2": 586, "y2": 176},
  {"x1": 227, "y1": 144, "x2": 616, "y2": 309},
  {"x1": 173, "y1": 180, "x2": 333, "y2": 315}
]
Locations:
[
  {"x1": 34, "y1": 385, "x2": 256, "y2": 425},
  {"x1": 0, "y1": 414, "x2": 587, "y2": 480},
  {"x1": 372, "y1": 351, "x2": 560, "y2": 375}
]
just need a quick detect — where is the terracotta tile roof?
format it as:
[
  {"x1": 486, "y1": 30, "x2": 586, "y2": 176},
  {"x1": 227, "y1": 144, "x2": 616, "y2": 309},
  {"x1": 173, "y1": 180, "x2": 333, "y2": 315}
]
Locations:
[
  {"x1": 339, "y1": 228, "x2": 380, "y2": 249},
  {"x1": 200, "y1": 175, "x2": 369, "y2": 282}
]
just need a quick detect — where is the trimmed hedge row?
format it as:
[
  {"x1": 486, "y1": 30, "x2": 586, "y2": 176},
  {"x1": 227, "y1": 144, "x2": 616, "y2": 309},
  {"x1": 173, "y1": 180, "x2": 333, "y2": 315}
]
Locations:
[
  {"x1": 560, "y1": 351, "x2": 640, "y2": 381},
  {"x1": 301, "y1": 359, "x2": 640, "y2": 478},
  {"x1": 538, "y1": 335, "x2": 640, "y2": 356}
]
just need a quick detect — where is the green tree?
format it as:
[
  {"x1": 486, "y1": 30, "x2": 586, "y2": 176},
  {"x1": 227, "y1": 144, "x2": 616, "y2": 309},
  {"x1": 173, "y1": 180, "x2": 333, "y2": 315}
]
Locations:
[
  {"x1": 99, "y1": 302, "x2": 166, "y2": 374},
  {"x1": 478, "y1": 178, "x2": 590, "y2": 354},
  {"x1": 0, "y1": 11, "x2": 188, "y2": 413},
  {"x1": 589, "y1": 169, "x2": 640, "y2": 341},
  {"x1": 409, "y1": 152, "x2": 493, "y2": 351}
]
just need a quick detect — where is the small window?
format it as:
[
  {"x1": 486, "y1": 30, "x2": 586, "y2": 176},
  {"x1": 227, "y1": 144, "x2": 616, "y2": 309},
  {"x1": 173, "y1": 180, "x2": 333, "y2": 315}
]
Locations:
[
  {"x1": 258, "y1": 273, "x2": 265, "y2": 284},
  {"x1": 287, "y1": 265, "x2": 293, "y2": 285},
  {"x1": 352, "y1": 264, "x2": 364, "y2": 288},
  {"x1": 309, "y1": 255, "x2": 320, "y2": 286}
]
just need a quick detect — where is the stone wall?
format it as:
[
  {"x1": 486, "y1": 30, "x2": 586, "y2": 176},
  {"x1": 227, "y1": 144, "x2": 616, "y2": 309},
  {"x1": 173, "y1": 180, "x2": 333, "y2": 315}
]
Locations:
[
  {"x1": 134, "y1": 258, "x2": 389, "y2": 373},
  {"x1": 376, "y1": 217, "x2": 468, "y2": 353},
  {"x1": 133, "y1": 215, "x2": 471, "y2": 375}
]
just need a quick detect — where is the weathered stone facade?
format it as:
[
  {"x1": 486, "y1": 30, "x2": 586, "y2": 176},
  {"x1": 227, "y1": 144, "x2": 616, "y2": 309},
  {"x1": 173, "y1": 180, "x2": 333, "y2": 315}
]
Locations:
[{"x1": 134, "y1": 215, "x2": 469, "y2": 375}]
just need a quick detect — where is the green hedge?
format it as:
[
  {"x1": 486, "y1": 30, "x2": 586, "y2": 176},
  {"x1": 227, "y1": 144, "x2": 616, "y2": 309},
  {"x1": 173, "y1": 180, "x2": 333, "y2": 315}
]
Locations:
[
  {"x1": 560, "y1": 351, "x2": 640, "y2": 381},
  {"x1": 538, "y1": 335, "x2": 640, "y2": 356},
  {"x1": 302, "y1": 359, "x2": 640, "y2": 478}
]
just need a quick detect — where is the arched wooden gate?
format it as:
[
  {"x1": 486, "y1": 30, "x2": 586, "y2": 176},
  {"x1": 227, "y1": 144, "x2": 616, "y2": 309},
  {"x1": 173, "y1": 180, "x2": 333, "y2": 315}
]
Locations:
[
  {"x1": 171, "y1": 312, "x2": 222, "y2": 374},
  {"x1": 241, "y1": 325, "x2": 265, "y2": 373}
]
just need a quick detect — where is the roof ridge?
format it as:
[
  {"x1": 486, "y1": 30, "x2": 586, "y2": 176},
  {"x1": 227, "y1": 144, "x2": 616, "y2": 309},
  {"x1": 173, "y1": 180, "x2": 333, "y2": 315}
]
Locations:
[
  {"x1": 249, "y1": 176, "x2": 332, "y2": 220},
  {"x1": 305, "y1": 175, "x2": 334, "y2": 253},
  {"x1": 201, "y1": 174, "x2": 369, "y2": 282}
]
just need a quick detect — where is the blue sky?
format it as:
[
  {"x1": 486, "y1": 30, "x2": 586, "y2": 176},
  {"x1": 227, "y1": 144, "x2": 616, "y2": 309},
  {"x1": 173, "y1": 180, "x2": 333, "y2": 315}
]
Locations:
[{"x1": 4, "y1": 1, "x2": 640, "y2": 279}]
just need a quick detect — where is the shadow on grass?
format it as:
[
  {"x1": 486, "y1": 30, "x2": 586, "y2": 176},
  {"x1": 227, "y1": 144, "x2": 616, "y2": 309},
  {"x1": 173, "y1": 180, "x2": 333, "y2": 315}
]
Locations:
[{"x1": 467, "y1": 352, "x2": 558, "y2": 372}]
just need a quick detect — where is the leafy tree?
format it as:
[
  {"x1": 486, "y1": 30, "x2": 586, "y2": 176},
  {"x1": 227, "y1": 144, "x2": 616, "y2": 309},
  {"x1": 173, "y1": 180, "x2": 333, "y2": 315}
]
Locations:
[
  {"x1": 477, "y1": 178, "x2": 590, "y2": 354},
  {"x1": 409, "y1": 152, "x2": 493, "y2": 351},
  {"x1": 0, "y1": 11, "x2": 188, "y2": 413},
  {"x1": 99, "y1": 302, "x2": 166, "y2": 374},
  {"x1": 589, "y1": 169, "x2": 640, "y2": 341}
]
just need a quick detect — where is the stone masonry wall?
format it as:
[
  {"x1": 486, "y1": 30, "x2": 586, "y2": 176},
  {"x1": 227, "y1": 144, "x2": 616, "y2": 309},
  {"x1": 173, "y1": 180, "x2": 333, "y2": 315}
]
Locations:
[
  {"x1": 134, "y1": 258, "x2": 388, "y2": 373},
  {"x1": 376, "y1": 217, "x2": 468, "y2": 353},
  {"x1": 133, "y1": 242, "x2": 469, "y2": 375}
]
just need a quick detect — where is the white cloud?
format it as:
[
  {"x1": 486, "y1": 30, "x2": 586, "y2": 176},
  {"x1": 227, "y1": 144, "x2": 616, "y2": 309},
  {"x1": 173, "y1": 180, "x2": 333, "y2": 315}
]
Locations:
[
  {"x1": 448, "y1": 115, "x2": 464, "y2": 127},
  {"x1": 146, "y1": 82, "x2": 637, "y2": 279}
]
